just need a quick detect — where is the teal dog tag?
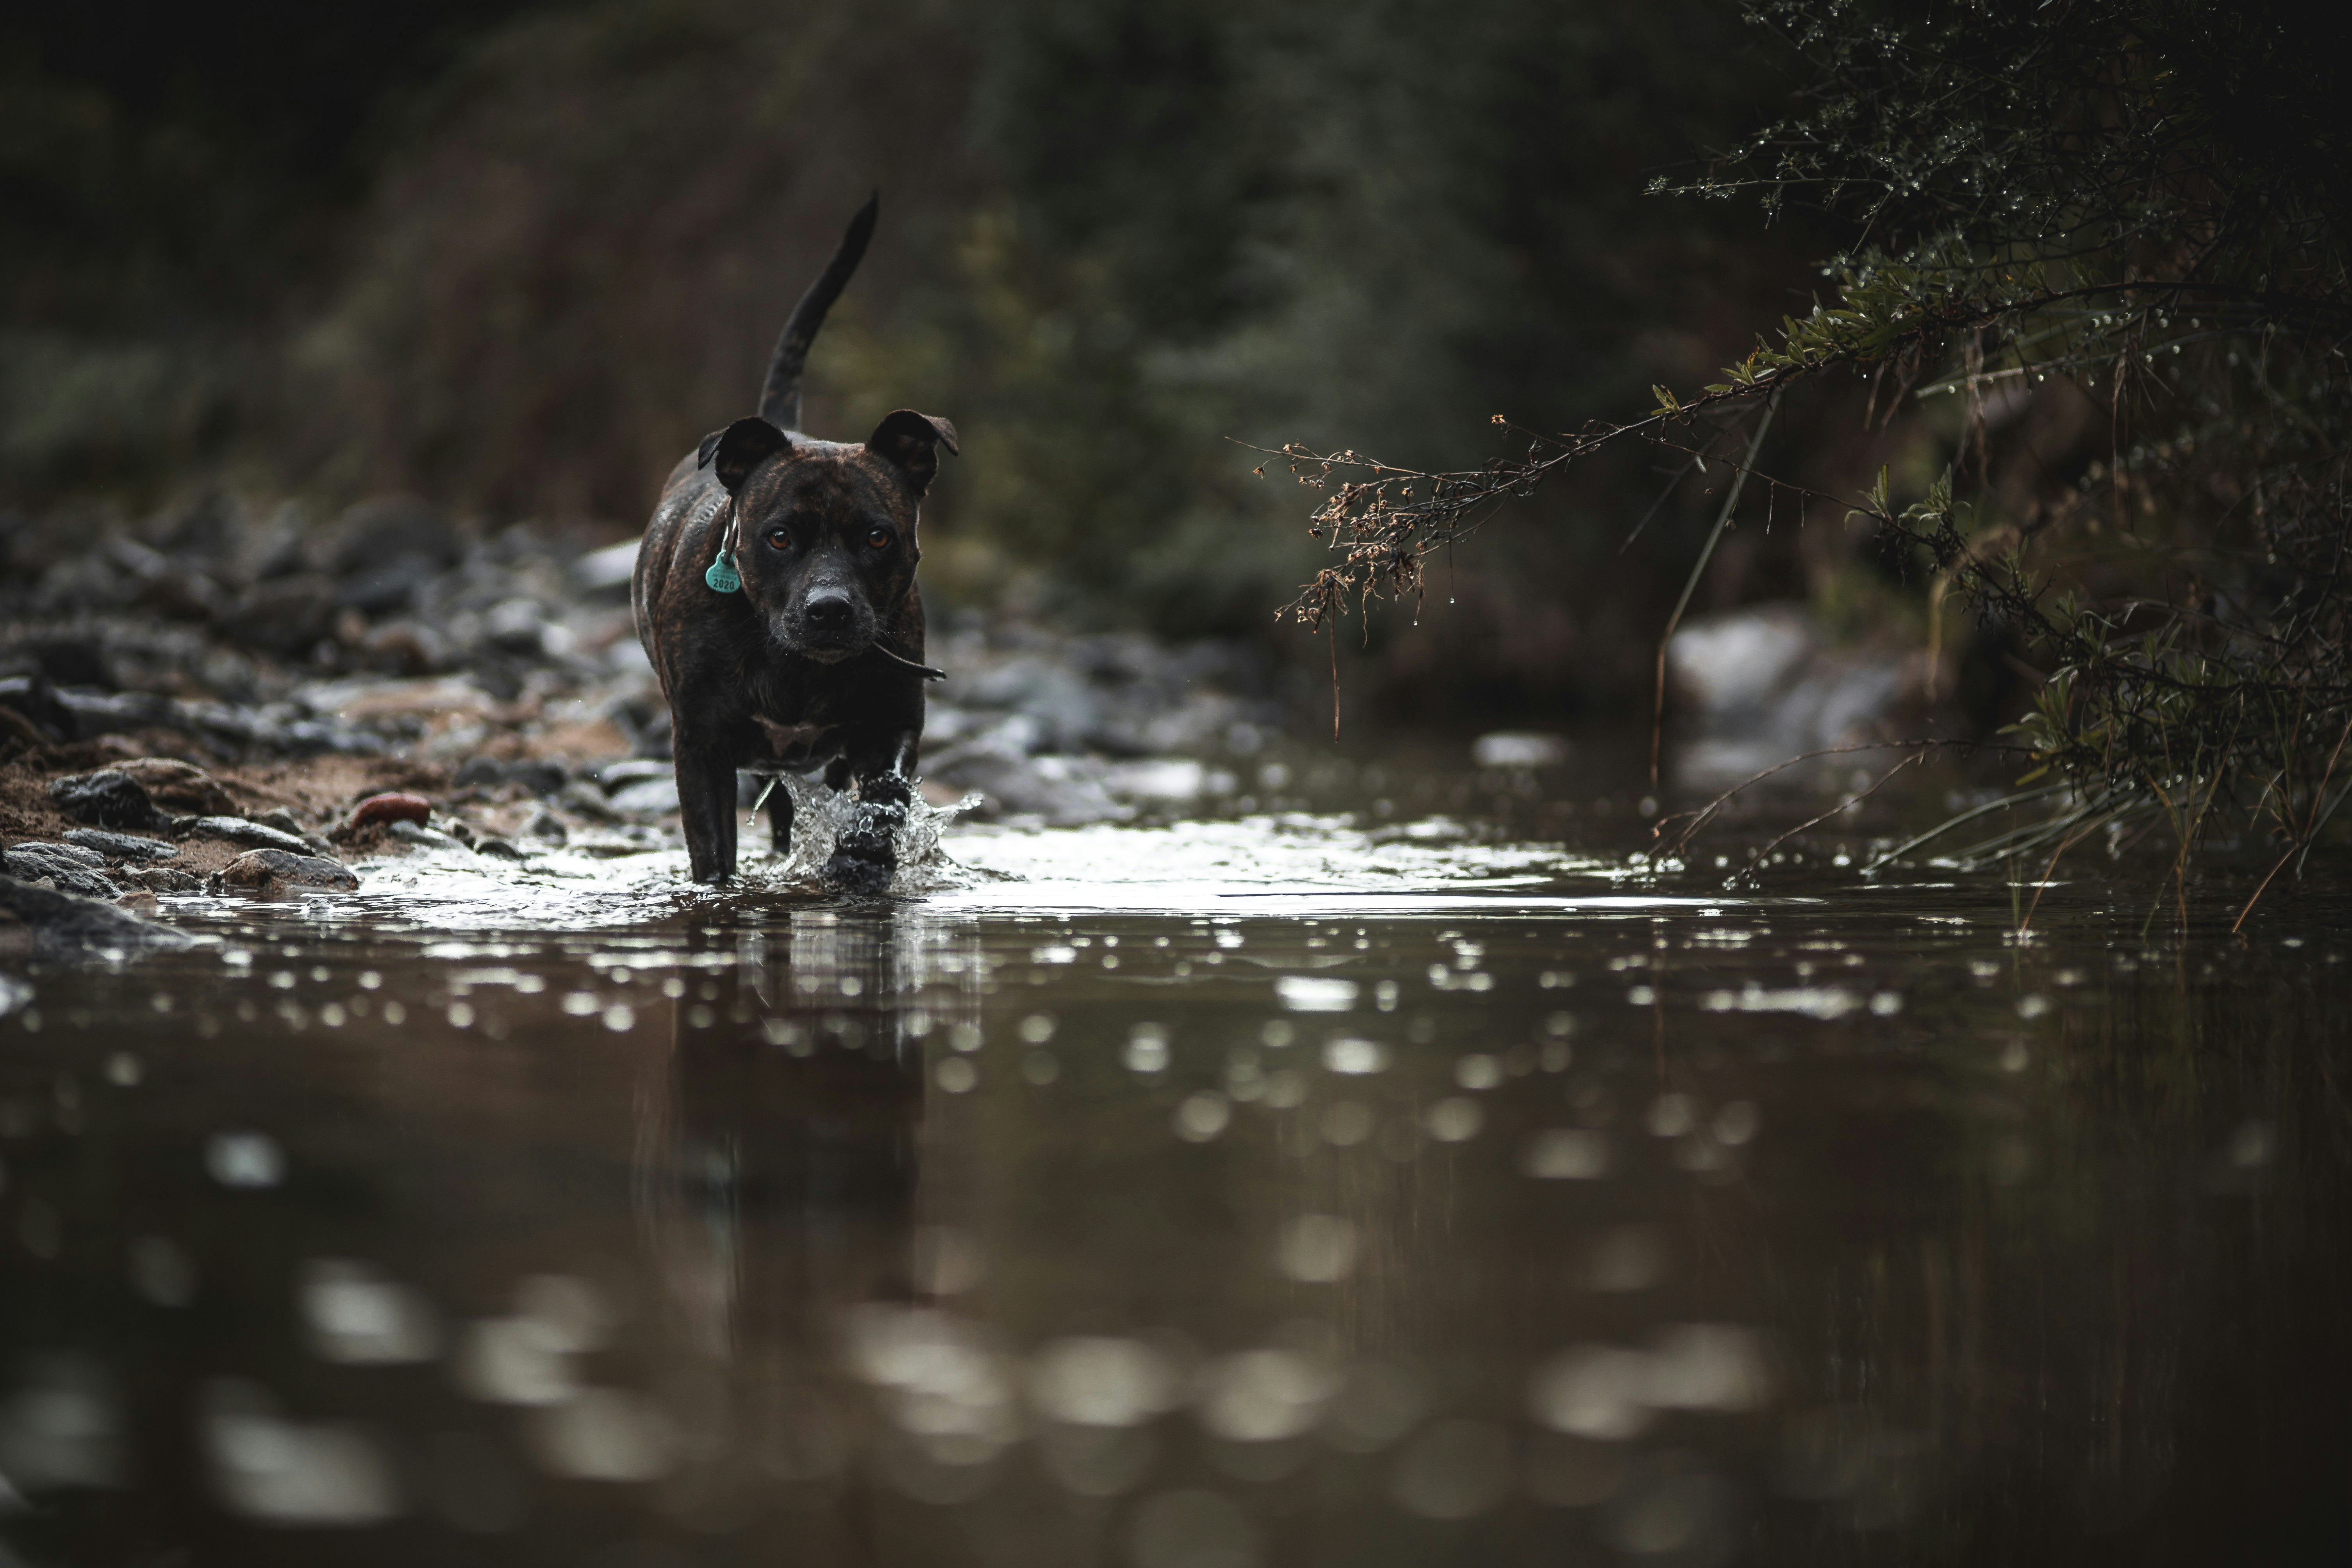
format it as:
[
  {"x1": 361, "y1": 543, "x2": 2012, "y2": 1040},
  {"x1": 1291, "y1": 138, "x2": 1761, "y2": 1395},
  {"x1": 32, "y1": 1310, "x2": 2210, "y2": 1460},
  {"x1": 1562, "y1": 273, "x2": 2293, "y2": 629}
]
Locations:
[{"x1": 704, "y1": 550, "x2": 741, "y2": 594}]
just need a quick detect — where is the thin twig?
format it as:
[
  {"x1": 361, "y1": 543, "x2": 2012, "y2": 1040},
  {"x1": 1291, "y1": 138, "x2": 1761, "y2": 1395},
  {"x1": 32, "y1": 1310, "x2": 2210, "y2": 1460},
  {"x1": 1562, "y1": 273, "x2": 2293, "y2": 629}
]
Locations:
[
  {"x1": 1651, "y1": 390, "x2": 1782, "y2": 787},
  {"x1": 2017, "y1": 812, "x2": 2115, "y2": 935},
  {"x1": 1650, "y1": 737, "x2": 1997, "y2": 863},
  {"x1": 2236, "y1": 708, "x2": 2352, "y2": 931},
  {"x1": 1617, "y1": 446, "x2": 1709, "y2": 557},
  {"x1": 1729, "y1": 754, "x2": 1925, "y2": 886}
]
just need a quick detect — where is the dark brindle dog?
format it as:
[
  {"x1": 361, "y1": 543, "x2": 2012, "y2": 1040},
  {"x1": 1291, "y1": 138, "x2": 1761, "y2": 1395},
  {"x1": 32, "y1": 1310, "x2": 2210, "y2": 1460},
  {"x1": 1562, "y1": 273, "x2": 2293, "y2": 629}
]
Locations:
[{"x1": 632, "y1": 196, "x2": 955, "y2": 890}]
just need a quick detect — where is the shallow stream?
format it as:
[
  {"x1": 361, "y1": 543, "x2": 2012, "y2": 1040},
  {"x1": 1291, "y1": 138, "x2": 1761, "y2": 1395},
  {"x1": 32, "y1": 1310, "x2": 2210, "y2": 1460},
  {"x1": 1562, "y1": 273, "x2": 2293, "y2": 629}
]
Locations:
[{"x1": 2, "y1": 775, "x2": 2346, "y2": 1565}]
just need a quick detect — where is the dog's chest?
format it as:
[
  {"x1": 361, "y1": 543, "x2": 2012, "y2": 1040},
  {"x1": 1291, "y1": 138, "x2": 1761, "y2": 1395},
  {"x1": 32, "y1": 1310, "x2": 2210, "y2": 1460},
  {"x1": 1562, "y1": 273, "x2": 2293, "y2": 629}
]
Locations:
[
  {"x1": 742, "y1": 664, "x2": 865, "y2": 760},
  {"x1": 750, "y1": 712, "x2": 836, "y2": 764}
]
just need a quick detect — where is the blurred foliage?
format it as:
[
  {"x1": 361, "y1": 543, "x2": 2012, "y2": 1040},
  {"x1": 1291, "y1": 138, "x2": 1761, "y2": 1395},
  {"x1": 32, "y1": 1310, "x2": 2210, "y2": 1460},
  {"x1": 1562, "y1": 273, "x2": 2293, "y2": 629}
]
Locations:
[
  {"x1": 1280, "y1": 0, "x2": 2352, "y2": 893},
  {"x1": 1, "y1": 0, "x2": 1823, "y2": 715},
  {"x1": 0, "y1": 0, "x2": 539, "y2": 485}
]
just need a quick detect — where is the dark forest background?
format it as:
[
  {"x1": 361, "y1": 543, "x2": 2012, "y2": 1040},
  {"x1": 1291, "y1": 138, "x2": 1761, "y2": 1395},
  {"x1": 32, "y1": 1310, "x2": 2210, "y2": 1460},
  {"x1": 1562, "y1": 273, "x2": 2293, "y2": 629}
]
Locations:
[{"x1": 0, "y1": 0, "x2": 2024, "y2": 726}]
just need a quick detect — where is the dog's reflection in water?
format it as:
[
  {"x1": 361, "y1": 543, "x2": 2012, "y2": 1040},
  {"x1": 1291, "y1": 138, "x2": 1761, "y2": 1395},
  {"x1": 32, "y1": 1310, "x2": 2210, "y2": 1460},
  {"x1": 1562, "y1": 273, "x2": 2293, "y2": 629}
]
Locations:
[{"x1": 628, "y1": 914, "x2": 975, "y2": 1546}]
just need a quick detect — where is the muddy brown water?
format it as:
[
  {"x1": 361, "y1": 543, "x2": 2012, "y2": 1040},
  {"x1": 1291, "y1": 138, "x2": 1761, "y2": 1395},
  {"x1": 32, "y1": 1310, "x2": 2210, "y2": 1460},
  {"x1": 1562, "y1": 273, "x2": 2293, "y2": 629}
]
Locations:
[{"x1": 0, "y1": 780, "x2": 2347, "y2": 1566}]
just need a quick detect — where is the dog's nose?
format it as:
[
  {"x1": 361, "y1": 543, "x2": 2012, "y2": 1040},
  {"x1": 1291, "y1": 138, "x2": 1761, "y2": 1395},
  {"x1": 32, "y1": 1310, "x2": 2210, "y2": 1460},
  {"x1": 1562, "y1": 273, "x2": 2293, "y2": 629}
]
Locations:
[{"x1": 804, "y1": 592, "x2": 853, "y2": 631}]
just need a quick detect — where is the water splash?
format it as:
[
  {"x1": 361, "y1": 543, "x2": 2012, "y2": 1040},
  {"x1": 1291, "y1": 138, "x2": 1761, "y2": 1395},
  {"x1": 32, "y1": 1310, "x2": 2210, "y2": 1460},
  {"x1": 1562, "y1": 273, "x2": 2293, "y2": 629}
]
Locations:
[{"x1": 756, "y1": 773, "x2": 986, "y2": 896}]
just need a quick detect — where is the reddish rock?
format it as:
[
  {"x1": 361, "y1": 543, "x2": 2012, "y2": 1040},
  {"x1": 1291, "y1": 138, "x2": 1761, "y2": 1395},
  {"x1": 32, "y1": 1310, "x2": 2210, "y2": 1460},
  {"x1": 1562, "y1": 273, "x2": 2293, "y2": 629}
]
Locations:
[{"x1": 347, "y1": 792, "x2": 432, "y2": 831}]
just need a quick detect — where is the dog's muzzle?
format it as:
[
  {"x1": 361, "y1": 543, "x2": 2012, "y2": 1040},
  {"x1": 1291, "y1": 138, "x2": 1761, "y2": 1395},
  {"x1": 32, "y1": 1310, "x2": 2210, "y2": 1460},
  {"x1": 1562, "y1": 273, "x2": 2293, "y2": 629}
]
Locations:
[{"x1": 790, "y1": 589, "x2": 872, "y2": 662}]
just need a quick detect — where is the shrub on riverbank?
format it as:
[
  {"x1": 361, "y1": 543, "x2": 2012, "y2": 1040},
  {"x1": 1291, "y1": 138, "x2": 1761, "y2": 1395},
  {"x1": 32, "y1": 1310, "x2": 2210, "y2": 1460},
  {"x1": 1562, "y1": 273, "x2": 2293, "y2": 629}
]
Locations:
[{"x1": 1279, "y1": 0, "x2": 2350, "y2": 901}]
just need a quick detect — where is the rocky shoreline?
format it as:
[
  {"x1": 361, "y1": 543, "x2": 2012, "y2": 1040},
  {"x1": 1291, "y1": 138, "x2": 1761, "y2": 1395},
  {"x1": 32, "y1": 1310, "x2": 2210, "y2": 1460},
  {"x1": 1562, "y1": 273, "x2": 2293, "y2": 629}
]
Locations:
[{"x1": 1, "y1": 491, "x2": 1288, "y2": 946}]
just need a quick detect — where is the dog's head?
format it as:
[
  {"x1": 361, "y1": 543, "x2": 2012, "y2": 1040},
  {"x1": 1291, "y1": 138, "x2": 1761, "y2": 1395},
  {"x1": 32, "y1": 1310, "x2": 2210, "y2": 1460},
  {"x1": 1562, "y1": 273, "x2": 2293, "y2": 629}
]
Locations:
[{"x1": 700, "y1": 410, "x2": 957, "y2": 662}]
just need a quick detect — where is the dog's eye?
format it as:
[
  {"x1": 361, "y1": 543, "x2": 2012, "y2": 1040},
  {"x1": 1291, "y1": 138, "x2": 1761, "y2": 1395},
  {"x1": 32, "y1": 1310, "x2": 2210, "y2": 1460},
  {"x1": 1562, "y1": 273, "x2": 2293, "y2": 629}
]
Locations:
[
  {"x1": 764, "y1": 526, "x2": 792, "y2": 550},
  {"x1": 866, "y1": 526, "x2": 893, "y2": 550}
]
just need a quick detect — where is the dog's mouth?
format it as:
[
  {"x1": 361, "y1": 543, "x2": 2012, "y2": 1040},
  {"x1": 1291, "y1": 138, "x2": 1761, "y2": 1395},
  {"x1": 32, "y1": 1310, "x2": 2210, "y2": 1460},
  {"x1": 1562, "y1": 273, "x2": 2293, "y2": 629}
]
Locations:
[{"x1": 781, "y1": 621, "x2": 871, "y2": 663}]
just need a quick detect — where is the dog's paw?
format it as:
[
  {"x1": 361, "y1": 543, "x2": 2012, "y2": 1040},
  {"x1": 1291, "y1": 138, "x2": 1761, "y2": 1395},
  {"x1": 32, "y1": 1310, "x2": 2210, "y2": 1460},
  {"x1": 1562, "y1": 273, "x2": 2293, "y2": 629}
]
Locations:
[
  {"x1": 822, "y1": 842, "x2": 896, "y2": 896},
  {"x1": 821, "y1": 784, "x2": 908, "y2": 895},
  {"x1": 858, "y1": 774, "x2": 913, "y2": 810}
]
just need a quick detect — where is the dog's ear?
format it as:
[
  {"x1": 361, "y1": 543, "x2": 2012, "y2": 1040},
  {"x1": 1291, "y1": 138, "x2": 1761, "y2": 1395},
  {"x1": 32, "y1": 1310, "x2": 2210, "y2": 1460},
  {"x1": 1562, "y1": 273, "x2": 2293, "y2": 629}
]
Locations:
[
  {"x1": 705, "y1": 417, "x2": 792, "y2": 494},
  {"x1": 864, "y1": 410, "x2": 959, "y2": 495}
]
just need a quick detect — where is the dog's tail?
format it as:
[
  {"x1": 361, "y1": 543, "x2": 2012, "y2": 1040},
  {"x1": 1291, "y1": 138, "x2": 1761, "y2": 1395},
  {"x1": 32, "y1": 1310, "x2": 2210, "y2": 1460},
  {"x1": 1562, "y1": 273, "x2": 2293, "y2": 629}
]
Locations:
[{"x1": 757, "y1": 192, "x2": 880, "y2": 430}]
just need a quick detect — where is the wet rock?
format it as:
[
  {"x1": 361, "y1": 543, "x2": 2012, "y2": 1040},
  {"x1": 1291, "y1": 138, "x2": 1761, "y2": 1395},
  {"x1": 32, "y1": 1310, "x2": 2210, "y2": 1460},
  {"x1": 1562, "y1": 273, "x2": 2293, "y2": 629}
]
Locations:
[
  {"x1": 52, "y1": 689, "x2": 174, "y2": 733},
  {"x1": 607, "y1": 778, "x2": 679, "y2": 815},
  {"x1": 597, "y1": 759, "x2": 669, "y2": 792},
  {"x1": 521, "y1": 809, "x2": 569, "y2": 844},
  {"x1": 1102, "y1": 758, "x2": 1237, "y2": 808},
  {"x1": 217, "y1": 574, "x2": 338, "y2": 655},
  {"x1": 1131, "y1": 698, "x2": 1259, "y2": 758},
  {"x1": 572, "y1": 539, "x2": 640, "y2": 594},
  {"x1": 359, "y1": 619, "x2": 450, "y2": 675},
  {"x1": 1471, "y1": 732, "x2": 1570, "y2": 769},
  {"x1": 347, "y1": 793, "x2": 431, "y2": 831},
  {"x1": 146, "y1": 573, "x2": 230, "y2": 623},
  {"x1": 601, "y1": 758, "x2": 676, "y2": 815},
  {"x1": 50, "y1": 769, "x2": 173, "y2": 833},
  {"x1": 189, "y1": 817, "x2": 321, "y2": 856},
  {"x1": 961, "y1": 657, "x2": 1101, "y2": 753},
  {"x1": 214, "y1": 848, "x2": 360, "y2": 895},
  {"x1": 114, "y1": 536, "x2": 226, "y2": 621},
  {"x1": 62, "y1": 828, "x2": 178, "y2": 861},
  {"x1": 58, "y1": 692, "x2": 382, "y2": 757},
  {"x1": 321, "y1": 496, "x2": 460, "y2": 578},
  {"x1": 11, "y1": 842, "x2": 108, "y2": 870},
  {"x1": 239, "y1": 500, "x2": 311, "y2": 582},
  {"x1": 476, "y1": 837, "x2": 528, "y2": 862},
  {"x1": 0, "y1": 874, "x2": 193, "y2": 953},
  {"x1": 113, "y1": 758, "x2": 238, "y2": 817},
  {"x1": 0, "y1": 674, "x2": 76, "y2": 742},
  {"x1": 2, "y1": 844, "x2": 121, "y2": 901},
  {"x1": 484, "y1": 598, "x2": 551, "y2": 655},
  {"x1": 632, "y1": 706, "x2": 672, "y2": 760},
  {"x1": 387, "y1": 820, "x2": 471, "y2": 853},
  {"x1": 559, "y1": 780, "x2": 621, "y2": 822},
  {"x1": 35, "y1": 553, "x2": 135, "y2": 613},
  {"x1": 0, "y1": 702, "x2": 51, "y2": 750},
  {"x1": 16, "y1": 634, "x2": 112, "y2": 689},
  {"x1": 929, "y1": 749, "x2": 1130, "y2": 826},
  {"x1": 336, "y1": 555, "x2": 443, "y2": 615},
  {"x1": 124, "y1": 865, "x2": 202, "y2": 893},
  {"x1": 253, "y1": 809, "x2": 341, "y2": 856},
  {"x1": 455, "y1": 756, "x2": 568, "y2": 796},
  {"x1": 1668, "y1": 603, "x2": 1917, "y2": 784}
]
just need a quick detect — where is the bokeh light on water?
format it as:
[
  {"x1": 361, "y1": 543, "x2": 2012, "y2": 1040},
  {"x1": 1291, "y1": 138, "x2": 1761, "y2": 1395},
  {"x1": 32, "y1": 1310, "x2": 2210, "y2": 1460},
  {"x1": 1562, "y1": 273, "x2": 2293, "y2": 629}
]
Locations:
[{"x1": 0, "y1": 812, "x2": 2347, "y2": 1563}]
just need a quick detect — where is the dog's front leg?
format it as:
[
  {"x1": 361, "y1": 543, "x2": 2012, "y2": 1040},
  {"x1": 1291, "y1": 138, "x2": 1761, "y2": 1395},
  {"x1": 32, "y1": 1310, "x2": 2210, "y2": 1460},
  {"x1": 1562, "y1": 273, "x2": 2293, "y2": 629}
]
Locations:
[
  {"x1": 823, "y1": 732, "x2": 918, "y2": 896},
  {"x1": 674, "y1": 740, "x2": 741, "y2": 884}
]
